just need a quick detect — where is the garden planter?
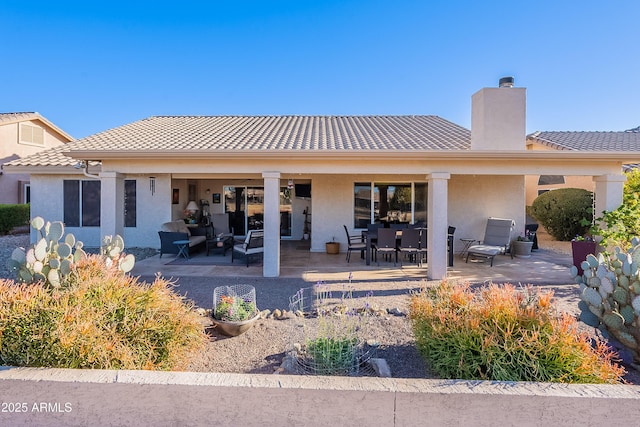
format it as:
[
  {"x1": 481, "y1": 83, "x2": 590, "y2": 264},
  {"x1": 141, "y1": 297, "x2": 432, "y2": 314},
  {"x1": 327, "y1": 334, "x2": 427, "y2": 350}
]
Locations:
[
  {"x1": 212, "y1": 284, "x2": 259, "y2": 337},
  {"x1": 325, "y1": 242, "x2": 340, "y2": 254},
  {"x1": 572, "y1": 240, "x2": 597, "y2": 276},
  {"x1": 211, "y1": 312, "x2": 260, "y2": 337},
  {"x1": 512, "y1": 240, "x2": 534, "y2": 258}
]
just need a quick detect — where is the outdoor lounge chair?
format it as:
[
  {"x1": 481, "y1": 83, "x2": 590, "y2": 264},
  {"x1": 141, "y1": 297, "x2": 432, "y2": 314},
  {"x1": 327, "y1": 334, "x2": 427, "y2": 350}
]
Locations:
[
  {"x1": 465, "y1": 218, "x2": 515, "y2": 266},
  {"x1": 231, "y1": 229, "x2": 264, "y2": 266}
]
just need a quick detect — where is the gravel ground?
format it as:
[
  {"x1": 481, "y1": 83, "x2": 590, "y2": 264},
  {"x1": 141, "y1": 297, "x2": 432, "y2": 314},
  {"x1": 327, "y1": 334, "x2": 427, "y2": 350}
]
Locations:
[{"x1": 2, "y1": 231, "x2": 639, "y2": 383}]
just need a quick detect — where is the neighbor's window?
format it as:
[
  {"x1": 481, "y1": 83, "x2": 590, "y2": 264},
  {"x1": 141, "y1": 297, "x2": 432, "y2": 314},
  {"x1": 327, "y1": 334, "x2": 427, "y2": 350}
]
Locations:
[
  {"x1": 20, "y1": 124, "x2": 45, "y2": 145},
  {"x1": 538, "y1": 175, "x2": 565, "y2": 185},
  {"x1": 354, "y1": 182, "x2": 427, "y2": 228},
  {"x1": 64, "y1": 180, "x2": 101, "y2": 227}
]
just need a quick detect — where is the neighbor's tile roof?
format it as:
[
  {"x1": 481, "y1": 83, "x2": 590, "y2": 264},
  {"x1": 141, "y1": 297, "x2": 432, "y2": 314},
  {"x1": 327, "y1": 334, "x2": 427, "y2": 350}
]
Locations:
[
  {"x1": 69, "y1": 115, "x2": 471, "y2": 152},
  {"x1": 527, "y1": 129, "x2": 640, "y2": 151},
  {"x1": 0, "y1": 112, "x2": 41, "y2": 124},
  {"x1": 0, "y1": 112, "x2": 74, "y2": 141}
]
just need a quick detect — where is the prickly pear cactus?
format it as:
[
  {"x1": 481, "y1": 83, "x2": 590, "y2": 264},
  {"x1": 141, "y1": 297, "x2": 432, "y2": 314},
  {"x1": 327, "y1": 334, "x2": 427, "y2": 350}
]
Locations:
[
  {"x1": 6, "y1": 216, "x2": 86, "y2": 289},
  {"x1": 571, "y1": 237, "x2": 640, "y2": 362},
  {"x1": 101, "y1": 234, "x2": 135, "y2": 273},
  {"x1": 6, "y1": 217, "x2": 136, "y2": 288}
]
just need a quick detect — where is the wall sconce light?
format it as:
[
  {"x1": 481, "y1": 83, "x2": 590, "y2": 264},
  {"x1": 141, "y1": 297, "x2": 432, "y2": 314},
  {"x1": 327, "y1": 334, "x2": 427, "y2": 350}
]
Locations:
[
  {"x1": 206, "y1": 188, "x2": 211, "y2": 194},
  {"x1": 149, "y1": 176, "x2": 156, "y2": 196}
]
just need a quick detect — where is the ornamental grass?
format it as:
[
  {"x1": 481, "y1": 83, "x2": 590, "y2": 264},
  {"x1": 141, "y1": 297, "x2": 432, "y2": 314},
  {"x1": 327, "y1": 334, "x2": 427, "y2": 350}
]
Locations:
[
  {"x1": 410, "y1": 281, "x2": 625, "y2": 384},
  {"x1": 0, "y1": 255, "x2": 207, "y2": 370}
]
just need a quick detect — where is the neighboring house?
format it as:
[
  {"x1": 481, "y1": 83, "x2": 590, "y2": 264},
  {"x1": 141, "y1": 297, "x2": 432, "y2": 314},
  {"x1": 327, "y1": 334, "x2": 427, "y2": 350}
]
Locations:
[
  {"x1": 526, "y1": 127, "x2": 640, "y2": 205},
  {"x1": 5, "y1": 81, "x2": 639, "y2": 279},
  {"x1": 0, "y1": 112, "x2": 74, "y2": 204}
]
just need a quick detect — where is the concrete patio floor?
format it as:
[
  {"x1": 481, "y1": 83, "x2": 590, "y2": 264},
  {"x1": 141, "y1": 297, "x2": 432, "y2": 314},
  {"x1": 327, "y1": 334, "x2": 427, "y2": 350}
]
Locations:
[{"x1": 130, "y1": 239, "x2": 575, "y2": 286}]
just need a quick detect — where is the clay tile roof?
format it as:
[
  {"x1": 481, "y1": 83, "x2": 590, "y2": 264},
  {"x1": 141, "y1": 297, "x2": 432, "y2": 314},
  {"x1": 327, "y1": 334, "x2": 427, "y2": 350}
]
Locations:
[
  {"x1": 69, "y1": 115, "x2": 471, "y2": 152},
  {"x1": 527, "y1": 128, "x2": 640, "y2": 151}
]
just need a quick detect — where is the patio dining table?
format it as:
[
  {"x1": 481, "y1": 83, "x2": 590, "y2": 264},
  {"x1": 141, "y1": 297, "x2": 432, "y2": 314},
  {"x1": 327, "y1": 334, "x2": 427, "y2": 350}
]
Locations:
[{"x1": 363, "y1": 228, "x2": 454, "y2": 267}]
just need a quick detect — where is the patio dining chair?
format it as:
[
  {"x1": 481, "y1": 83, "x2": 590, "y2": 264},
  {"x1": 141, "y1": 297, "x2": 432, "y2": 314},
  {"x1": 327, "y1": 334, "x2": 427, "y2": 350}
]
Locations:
[
  {"x1": 417, "y1": 228, "x2": 428, "y2": 267},
  {"x1": 343, "y1": 225, "x2": 367, "y2": 262},
  {"x1": 465, "y1": 218, "x2": 514, "y2": 266},
  {"x1": 398, "y1": 227, "x2": 421, "y2": 267},
  {"x1": 374, "y1": 228, "x2": 398, "y2": 266}
]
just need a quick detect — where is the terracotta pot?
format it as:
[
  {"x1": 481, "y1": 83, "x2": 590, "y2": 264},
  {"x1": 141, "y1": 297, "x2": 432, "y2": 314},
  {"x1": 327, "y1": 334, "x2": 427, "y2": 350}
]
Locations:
[{"x1": 325, "y1": 242, "x2": 340, "y2": 254}]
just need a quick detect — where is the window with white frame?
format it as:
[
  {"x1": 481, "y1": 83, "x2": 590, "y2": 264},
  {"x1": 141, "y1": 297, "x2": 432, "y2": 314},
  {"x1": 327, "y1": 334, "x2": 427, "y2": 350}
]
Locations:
[{"x1": 64, "y1": 180, "x2": 101, "y2": 227}]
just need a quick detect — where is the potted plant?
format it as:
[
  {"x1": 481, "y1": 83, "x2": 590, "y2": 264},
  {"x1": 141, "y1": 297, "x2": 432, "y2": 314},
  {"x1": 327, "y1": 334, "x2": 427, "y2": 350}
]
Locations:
[
  {"x1": 325, "y1": 237, "x2": 340, "y2": 254},
  {"x1": 212, "y1": 285, "x2": 260, "y2": 336},
  {"x1": 511, "y1": 231, "x2": 535, "y2": 258}
]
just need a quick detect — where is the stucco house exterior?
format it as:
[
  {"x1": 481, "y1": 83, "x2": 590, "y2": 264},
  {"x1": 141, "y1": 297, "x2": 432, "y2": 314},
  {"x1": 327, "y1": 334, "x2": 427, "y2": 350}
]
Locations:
[
  {"x1": 525, "y1": 128, "x2": 640, "y2": 205},
  {"x1": 5, "y1": 81, "x2": 639, "y2": 279},
  {"x1": 0, "y1": 112, "x2": 73, "y2": 204}
]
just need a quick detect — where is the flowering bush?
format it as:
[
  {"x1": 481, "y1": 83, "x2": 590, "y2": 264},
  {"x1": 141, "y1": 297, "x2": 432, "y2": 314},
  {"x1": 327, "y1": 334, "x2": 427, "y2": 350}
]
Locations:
[
  {"x1": 214, "y1": 295, "x2": 257, "y2": 321},
  {"x1": 410, "y1": 281, "x2": 625, "y2": 384}
]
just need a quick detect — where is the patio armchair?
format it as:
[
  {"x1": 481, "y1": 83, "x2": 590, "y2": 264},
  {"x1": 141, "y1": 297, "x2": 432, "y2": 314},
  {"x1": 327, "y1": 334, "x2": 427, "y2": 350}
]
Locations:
[
  {"x1": 343, "y1": 225, "x2": 367, "y2": 262},
  {"x1": 465, "y1": 218, "x2": 515, "y2": 266},
  {"x1": 231, "y1": 229, "x2": 264, "y2": 266}
]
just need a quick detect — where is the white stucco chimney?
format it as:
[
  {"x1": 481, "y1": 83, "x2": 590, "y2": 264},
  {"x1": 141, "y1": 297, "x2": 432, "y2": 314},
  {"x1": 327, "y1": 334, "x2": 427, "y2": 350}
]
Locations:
[{"x1": 471, "y1": 77, "x2": 526, "y2": 150}]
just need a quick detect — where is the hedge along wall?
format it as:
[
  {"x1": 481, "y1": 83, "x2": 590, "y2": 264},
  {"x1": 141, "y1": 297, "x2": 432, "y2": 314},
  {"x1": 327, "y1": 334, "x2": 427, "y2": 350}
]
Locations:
[{"x1": 0, "y1": 204, "x2": 30, "y2": 234}]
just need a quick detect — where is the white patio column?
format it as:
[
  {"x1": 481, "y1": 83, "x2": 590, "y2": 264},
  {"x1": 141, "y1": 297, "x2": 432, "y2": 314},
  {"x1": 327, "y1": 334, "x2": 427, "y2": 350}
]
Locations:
[
  {"x1": 593, "y1": 174, "x2": 627, "y2": 218},
  {"x1": 262, "y1": 171, "x2": 281, "y2": 277},
  {"x1": 99, "y1": 171, "x2": 124, "y2": 243},
  {"x1": 427, "y1": 172, "x2": 450, "y2": 280}
]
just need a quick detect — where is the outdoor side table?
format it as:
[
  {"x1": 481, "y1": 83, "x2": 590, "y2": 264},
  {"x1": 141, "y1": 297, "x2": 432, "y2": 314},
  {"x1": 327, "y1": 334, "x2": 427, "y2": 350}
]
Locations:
[
  {"x1": 173, "y1": 239, "x2": 190, "y2": 259},
  {"x1": 207, "y1": 235, "x2": 232, "y2": 256},
  {"x1": 459, "y1": 238, "x2": 476, "y2": 258}
]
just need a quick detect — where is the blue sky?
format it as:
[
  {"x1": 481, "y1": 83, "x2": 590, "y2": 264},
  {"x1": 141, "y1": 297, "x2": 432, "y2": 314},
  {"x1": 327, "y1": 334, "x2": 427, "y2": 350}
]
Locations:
[{"x1": 2, "y1": 1, "x2": 638, "y2": 139}]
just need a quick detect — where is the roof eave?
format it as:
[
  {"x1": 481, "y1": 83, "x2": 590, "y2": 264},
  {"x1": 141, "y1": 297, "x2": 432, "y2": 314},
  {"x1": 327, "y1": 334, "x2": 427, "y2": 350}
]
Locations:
[{"x1": 65, "y1": 149, "x2": 640, "y2": 162}]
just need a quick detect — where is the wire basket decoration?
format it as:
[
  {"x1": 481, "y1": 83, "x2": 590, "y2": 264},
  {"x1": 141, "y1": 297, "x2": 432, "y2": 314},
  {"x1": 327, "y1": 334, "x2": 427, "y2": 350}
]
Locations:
[
  {"x1": 212, "y1": 284, "x2": 259, "y2": 336},
  {"x1": 287, "y1": 283, "x2": 378, "y2": 376}
]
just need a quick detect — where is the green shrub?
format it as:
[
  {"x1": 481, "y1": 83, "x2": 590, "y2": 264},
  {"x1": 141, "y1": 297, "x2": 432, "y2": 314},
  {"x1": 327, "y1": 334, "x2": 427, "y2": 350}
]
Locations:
[
  {"x1": 592, "y1": 170, "x2": 640, "y2": 250},
  {"x1": 529, "y1": 188, "x2": 593, "y2": 241},
  {"x1": 0, "y1": 255, "x2": 207, "y2": 370},
  {"x1": 410, "y1": 281, "x2": 624, "y2": 384},
  {"x1": 0, "y1": 204, "x2": 30, "y2": 234}
]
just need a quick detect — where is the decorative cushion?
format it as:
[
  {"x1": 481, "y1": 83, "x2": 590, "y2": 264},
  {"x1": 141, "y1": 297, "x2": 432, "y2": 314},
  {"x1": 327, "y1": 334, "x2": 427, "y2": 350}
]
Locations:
[
  {"x1": 161, "y1": 220, "x2": 191, "y2": 236},
  {"x1": 467, "y1": 244, "x2": 502, "y2": 256}
]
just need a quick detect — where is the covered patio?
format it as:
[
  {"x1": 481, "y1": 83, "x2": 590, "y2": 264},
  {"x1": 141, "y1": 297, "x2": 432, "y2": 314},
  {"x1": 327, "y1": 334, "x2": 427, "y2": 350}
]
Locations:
[{"x1": 130, "y1": 235, "x2": 574, "y2": 286}]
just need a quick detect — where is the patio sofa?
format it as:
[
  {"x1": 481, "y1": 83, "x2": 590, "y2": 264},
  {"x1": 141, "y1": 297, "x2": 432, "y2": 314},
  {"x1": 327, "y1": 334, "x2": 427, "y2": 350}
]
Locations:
[{"x1": 158, "y1": 220, "x2": 207, "y2": 257}]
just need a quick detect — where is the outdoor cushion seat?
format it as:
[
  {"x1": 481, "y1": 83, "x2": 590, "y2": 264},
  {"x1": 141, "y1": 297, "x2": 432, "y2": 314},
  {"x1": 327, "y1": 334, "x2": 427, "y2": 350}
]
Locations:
[
  {"x1": 232, "y1": 229, "x2": 264, "y2": 266},
  {"x1": 158, "y1": 220, "x2": 206, "y2": 257}
]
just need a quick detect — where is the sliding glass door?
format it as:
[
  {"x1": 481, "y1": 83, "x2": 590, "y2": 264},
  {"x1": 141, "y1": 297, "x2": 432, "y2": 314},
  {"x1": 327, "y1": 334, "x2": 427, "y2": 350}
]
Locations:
[
  {"x1": 223, "y1": 186, "x2": 291, "y2": 237},
  {"x1": 354, "y1": 182, "x2": 427, "y2": 228}
]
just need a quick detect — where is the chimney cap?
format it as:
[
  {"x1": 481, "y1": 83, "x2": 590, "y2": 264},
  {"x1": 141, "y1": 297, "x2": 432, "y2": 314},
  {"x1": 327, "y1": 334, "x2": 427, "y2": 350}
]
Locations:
[{"x1": 499, "y1": 76, "x2": 514, "y2": 88}]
